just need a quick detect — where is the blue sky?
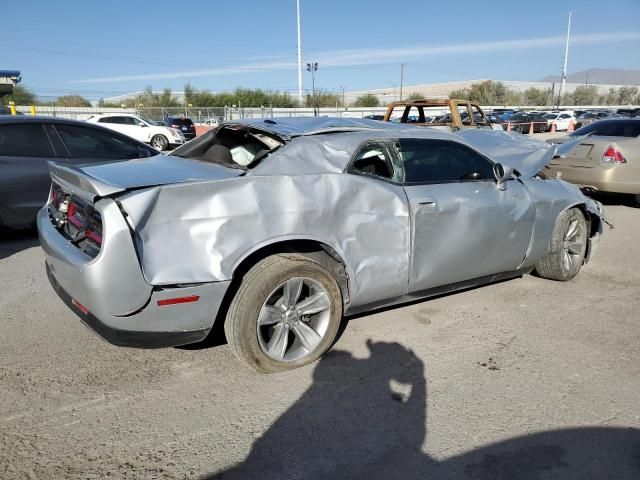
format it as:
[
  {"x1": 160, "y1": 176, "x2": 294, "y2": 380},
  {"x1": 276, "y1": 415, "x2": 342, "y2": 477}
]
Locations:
[{"x1": 3, "y1": 0, "x2": 640, "y2": 100}]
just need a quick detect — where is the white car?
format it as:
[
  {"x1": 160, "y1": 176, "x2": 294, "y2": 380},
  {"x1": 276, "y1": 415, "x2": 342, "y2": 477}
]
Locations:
[
  {"x1": 86, "y1": 114, "x2": 185, "y2": 151},
  {"x1": 543, "y1": 112, "x2": 576, "y2": 132},
  {"x1": 198, "y1": 117, "x2": 220, "y2": 128}
]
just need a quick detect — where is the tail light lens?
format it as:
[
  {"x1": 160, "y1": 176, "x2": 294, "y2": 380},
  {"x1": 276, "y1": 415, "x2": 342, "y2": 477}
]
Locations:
[
  {"x1": 601, "y1": 146, "x2": 627, "y2": 164},
  {"x1": 66, "y1": 199, "x2": 103, "y2": 247}
]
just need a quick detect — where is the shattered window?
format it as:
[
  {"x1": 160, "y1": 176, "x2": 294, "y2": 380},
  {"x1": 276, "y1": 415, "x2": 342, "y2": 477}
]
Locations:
[{"x1": 351, "y1": 142, "x2": 394, "y2": 180}]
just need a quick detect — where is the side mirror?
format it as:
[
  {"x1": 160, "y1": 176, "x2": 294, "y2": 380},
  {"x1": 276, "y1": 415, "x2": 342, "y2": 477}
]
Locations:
[
  {"x1": 493, "y1": 163, "x2": 514, "y2": 191},
  {"x1": 139, "y1": 122, "x2": 147, "y2": 127}
]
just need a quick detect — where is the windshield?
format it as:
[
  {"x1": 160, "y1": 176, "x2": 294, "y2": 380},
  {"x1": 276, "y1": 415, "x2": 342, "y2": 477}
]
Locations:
[{"x1": 543, "y1": 114, "x2": 558, "y2": 120}]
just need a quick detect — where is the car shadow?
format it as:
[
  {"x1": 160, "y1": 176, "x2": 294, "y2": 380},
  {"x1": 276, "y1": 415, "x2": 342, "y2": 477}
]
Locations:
[
  {"x1": 203, "y1": 341, "x2": 640, "y2": 479},
  {"x1": 0, "y1": 228, "x2": 40, "y2": 261}
]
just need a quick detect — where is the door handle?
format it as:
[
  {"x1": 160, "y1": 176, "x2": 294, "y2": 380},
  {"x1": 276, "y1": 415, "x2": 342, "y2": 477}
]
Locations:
[{"x1": 416, "y1": 197, "x2": 436, "y2": 206}]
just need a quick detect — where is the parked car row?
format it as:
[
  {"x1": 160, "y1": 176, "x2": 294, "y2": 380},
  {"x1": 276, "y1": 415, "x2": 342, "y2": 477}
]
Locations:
[
  {"x1": 86, "y1": 113, "x2": 186, "y2": 151},
  {"x1": 488, "y1": 107, "x2": 638, "y2": 134}
]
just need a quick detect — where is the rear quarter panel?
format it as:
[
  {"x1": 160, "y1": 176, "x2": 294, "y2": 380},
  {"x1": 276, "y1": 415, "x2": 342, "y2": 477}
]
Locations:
[{"x1": 118, "y1": 173, "x2": 411, "y2": 308}]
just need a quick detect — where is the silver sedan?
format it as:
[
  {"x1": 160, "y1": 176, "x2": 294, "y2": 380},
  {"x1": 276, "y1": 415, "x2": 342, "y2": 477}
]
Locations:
[{"x1": 38, "y1": 117, "x2": 605, "y2": 372}]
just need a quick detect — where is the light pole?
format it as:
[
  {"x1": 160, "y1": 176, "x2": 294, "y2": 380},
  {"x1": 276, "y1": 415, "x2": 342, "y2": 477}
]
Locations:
[
  {"x1": 306, "y1": 62, "x2": 318, "y2": 116},
  {"x1": 296, "y1": 0, "x2": 303, "y2": 106},
  {"x1": 558, "y1": 11, "x2": 573, "y2": 106}
]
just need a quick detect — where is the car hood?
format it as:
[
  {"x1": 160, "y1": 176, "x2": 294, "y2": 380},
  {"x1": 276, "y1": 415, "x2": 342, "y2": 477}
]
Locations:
[
  {"x1": 48, "y1": 155, "x2": 243, "y2": 200},
  {"x1": 456, "y1": 130, "x2": 587, "y2": 177}
]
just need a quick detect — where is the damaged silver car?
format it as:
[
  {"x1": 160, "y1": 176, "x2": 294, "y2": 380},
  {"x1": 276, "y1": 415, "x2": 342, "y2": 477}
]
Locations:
[{"x1": 38, "y1": 117, "x2": 605, "y2": 373}]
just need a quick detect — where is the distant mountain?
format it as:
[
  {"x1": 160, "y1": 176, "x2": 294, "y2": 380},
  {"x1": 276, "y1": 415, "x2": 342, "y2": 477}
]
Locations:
[{"x1": 541, "y1": 68, "x2": 640, "y2": 86}]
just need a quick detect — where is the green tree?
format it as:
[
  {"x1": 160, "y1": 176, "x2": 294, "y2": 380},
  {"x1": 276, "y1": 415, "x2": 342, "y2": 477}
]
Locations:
[
  {"x1": 523, "y1": 87, "x2": 551, "y2": 106},
  {"x1": 1, "y1": 85, "x2": 36, "y2": 105},
  {"x1": 406, "y1": 92, "x2": 425, "y2": 101},
  {"x1": 353, "y1": 94, "x2": 380, "y2": 107},
  {"x1": 449, "y1": 81, "x2": 520, "y2": 105},
  {"x1": 570, "y1": 85, "x2": 599, "y2": 106},
  {"x1": 449, "y1": 88, "x2": 470, "y2": 100},
  {"x1": 55, "y1": 95, "x2": 91, "y2": 107},
  {"x1": 600, "y1": 88, "x2": 618, "y2": 106},
  {"x1": 305, "y1": 91, "x2": 341, "y2": 108},
  {"x1": 617, "y1": 86, "x2": 638, "y2": 105}
]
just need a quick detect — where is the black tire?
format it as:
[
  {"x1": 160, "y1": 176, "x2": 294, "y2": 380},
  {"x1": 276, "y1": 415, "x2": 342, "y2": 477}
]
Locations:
[
  {"x1": 150, "y1": 134, "x2": 168, "y2": 151},
  {"x1": 224, "y1": 254, "x2": 343, "y2": 373},
  {"x1": 535, "y1": 208, "x2": 587, "y2": 281}
]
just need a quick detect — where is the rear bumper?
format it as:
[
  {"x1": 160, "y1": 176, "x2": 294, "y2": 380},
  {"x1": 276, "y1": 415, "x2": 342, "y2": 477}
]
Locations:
[
  {"x1": 46, "y1": 264, "x2": 212, "y2": 347},
  {"x1": 38, "y1": 203, "x2": 231, "y2": 348},
  {"x1": 546, "y1": 164, "x2": 640, "y2": 195}
]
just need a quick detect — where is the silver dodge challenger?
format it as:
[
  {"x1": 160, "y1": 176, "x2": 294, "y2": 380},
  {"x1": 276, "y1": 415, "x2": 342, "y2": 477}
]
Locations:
[{"x1": 38, "y1": 117, "x2": 605, "y2": 372}]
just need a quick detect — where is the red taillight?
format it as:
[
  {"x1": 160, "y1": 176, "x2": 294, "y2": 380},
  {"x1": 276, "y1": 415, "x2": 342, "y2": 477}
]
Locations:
[
  {"x1": 601, "y1": 146, "x2": 627, "y2": 164},
  {"x1": 66, "y1": 200, "x2": 102, "y2": 247},
  {"x1": 157, "y1": 295, "x2": 200, "y2": 307},
  {"x1": 85, "y1": 228, "x2": 103, "y2": 246},
  {"x1": 170, "y1": 124, "x2": 179, "y2": 128}
]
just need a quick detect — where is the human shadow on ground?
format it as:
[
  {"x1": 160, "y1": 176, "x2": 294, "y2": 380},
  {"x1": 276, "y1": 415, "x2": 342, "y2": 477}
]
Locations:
[
  {"x1": 0, "y1": 228, "x2": 40, "y2": 261},
  {"x1": 204, "y1": 341, "x2": 640, "y2": 480}
]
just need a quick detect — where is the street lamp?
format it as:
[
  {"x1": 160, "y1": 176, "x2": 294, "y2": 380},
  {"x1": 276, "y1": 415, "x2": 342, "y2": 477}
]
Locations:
[{"x1": 306, "y1": 62, "x2": 318, "y2": 116}]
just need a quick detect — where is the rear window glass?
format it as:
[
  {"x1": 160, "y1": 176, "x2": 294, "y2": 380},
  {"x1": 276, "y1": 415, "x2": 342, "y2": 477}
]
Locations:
[
  {"x1": 166, "y1": 118, "x2": 194, "y2": 126},
  {"x1": 0, "y1": 124, "x2": 53, "y2": 157},
  {"x1": 571, "y1": 120, "x2": 640, "y2": 138},
  {"x1": 56, "y1": 124, "x2": 158, "y2": 160}
]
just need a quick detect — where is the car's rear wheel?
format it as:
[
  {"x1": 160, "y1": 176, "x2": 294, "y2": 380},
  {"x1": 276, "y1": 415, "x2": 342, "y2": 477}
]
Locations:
[
  {"x1": 150, "y1": 134, "x2": 168, "y2": 151},
  {"x1": 225, "y1": 254, "x2": 343, "y2": 373},
  {"x1": 535, "y1": 208, "x2": 587, "y2": 281}
]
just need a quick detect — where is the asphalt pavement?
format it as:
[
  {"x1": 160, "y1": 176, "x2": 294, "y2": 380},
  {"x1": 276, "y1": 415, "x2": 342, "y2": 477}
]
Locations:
[{"x1": 1, "y1": 195, "x2": 639, "y2": 479}]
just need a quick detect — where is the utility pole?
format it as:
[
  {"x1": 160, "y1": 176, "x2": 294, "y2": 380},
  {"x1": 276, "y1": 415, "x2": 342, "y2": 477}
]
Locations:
[
  {"x1": 307, "y1": 62, "x2": 318, "y2": 116},
  {"x1": 296, "y1": 0, "x2": 303, "y2": 106},
  {"x1": 340, "y1": 85, "x2": 346, "y2": 108},
  {"x1": 558, "y1": 11, "x2": 573, "y2": 105},
  {"x1": 399, "y1": 63, "x2": 404, "y2": 101}
]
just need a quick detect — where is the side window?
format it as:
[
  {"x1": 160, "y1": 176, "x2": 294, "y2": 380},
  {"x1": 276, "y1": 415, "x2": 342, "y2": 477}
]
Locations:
[
  {"x1": 0, "y1": 124, "x2": 53, "y2": 157},
  {"x1": 55, "y1": 125, "x2": 157, "y2": 160},
  {"x1": 124, "y1": 117, "x2": 141, "y2": 126},
  {"x1": 398, "y1": 139, "x2": 495, "y2": 184},
  {"x1": 351, "y1": 142, "x2": 394, "y2": 180},
  {"x1": 98, "y1": 116, "x2": 121, "y2": 124}
]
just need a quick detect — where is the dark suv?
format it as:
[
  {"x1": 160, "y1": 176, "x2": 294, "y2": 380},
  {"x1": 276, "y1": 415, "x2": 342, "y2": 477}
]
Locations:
[{"x1": 165, "y1": 116, "x2": 196, "y2": 140}]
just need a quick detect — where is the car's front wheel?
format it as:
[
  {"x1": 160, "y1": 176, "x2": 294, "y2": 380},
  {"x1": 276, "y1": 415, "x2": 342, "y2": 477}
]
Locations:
[
  {"x1": 150, "y1": 134, "x2": 168, "y2": 151},
  {"x1": 225, "y1": 254, "x2": 343, "y2": 373},
  {"x1": 535, "y1": 208, "x2": 587, "y2": 281}
]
